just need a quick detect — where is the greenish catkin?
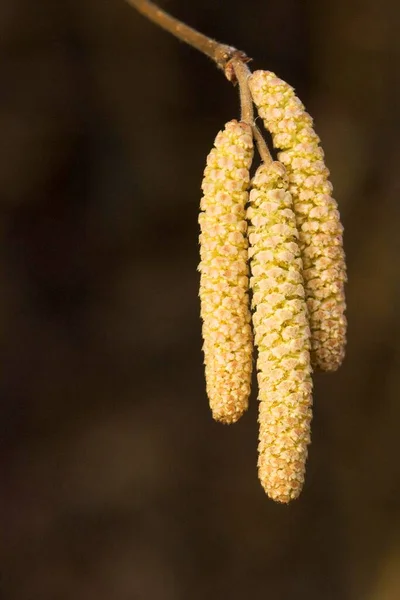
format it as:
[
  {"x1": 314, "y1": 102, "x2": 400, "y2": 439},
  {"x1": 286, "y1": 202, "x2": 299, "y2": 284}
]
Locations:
[
  {"x1": 248, "y1": 161, "x2": 313, "y2": 503},
  {"x1": 199, "y1": 120, "x2": 254, "y2": 423},
  {"x1": 248, "y1": 70, "x2": 347, "y2": 371}
]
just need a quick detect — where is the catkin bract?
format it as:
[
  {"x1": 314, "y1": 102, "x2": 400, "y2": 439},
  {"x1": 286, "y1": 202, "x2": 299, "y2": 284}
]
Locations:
[
  {"x1": 248, "y1": 161, "x2": 313, "y2": 503},
  {"x1": 199, "y1": 120, "x2": 254, "y2": 424},
  {"x1": 248, "y1": 71, "x2": 347, "y2": 371}
]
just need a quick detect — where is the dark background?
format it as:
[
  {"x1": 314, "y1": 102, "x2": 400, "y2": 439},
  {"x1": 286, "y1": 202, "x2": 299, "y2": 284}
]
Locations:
[{"x1": 1, "y1": 1, "x2": 399, "y2": 598}]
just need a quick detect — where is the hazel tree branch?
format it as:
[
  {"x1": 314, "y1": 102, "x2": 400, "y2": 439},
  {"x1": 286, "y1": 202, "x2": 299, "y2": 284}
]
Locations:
[
  {"x1": 125, "y1": 0, "x2": 241, "y2": 71},
  {"x1": 125, "y1": 0, "x2": 272, "y2": 164}
]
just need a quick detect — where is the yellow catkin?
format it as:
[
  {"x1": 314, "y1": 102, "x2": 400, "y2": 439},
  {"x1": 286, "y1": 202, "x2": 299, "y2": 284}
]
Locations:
[
  {"x1": 247, "y1": 161, "x2": 313, "y2": 503},
  {"x1": 199, "y1": 120, "x2": 254, "y2": 424},
  {"x1": 248, "y1": 70, "x2": 347, "y2": 371}
]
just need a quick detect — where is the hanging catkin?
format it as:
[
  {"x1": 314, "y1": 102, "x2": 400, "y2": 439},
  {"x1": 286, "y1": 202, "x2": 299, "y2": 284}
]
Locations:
[
  {"x1": 248, "y1": 161, "x2": 313, "y2": 503},
  {"x1": 199, "y1": 120, "x2": 254, "y2": 424},
  {"x1": 248, "y1": 71, "x2": 347, "y2": 371}
]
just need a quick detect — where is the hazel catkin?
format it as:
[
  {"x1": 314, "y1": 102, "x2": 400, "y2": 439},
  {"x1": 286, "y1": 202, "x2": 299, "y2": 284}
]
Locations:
[
  {"x1": 199, "y1": 120, "x2": 254, "y2": 424},
  {"x1": 248, "y1": 70, "x2": 347, "y2": 371},
  {"x1": 247, "y1": 161, "x2": 313, "y2": 503}
]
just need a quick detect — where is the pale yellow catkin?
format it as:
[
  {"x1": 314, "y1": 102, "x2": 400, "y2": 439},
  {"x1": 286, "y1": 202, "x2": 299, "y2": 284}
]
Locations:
[
  {"x1": 248, "y1": 71, "x2": 347, "y2": 371},
  {"x1": 248, "y1": 161, "x2": 313, "y2": 503},
  {"x1": 199, "y1": 120, "x2": 254, "y2": 424}
]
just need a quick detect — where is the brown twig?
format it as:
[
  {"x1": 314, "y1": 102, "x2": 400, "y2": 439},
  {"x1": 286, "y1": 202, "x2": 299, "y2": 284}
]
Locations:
[
  {"x1": 125, "y1": 0, "x2": 241, "y2": 70},
  {"x1": 125, "y1": 0, "x2": 273, "y2": 164}
]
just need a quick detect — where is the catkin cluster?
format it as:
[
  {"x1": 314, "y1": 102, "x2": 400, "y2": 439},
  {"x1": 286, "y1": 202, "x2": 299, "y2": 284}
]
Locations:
[{"x1": 198, "y1": 70, "x2": 347, "y2": 503}]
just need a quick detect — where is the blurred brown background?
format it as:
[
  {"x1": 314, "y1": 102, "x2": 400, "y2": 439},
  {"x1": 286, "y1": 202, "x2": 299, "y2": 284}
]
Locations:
[{"x1": 0, "y1": 1, "x2": 399, "y2": 598}]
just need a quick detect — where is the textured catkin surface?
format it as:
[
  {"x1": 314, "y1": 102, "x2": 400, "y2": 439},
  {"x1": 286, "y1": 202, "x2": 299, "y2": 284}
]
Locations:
[
  {"x1": 198, "y1": 120, "x2": 254, "y2": 423},
  {"x1": 248, "y1": 161, "x2": 313, "y2": 503},
  {"x1": 248, "y1": 71, "x2": 347, "y2": 371}
]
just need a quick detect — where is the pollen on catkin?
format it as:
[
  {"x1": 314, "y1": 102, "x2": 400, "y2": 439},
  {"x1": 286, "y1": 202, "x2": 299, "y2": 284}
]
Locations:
[
  {"x1": 247, "y1": 161, "x2": 313, "y2": 503},
  {"x1": 248, "y1": 71, "x2": 347, "y2": 371},
  {"x1": 198, "y1": 120, "x2": 254, "y2": 424}
]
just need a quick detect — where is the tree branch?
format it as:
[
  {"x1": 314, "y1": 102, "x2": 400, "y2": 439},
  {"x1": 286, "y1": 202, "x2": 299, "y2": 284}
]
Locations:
[
  {"x1": 125, "y1": 0, "x2": 273, "y2": 165},
  {"x1": 125, "y1": 0, "x2": 244, "y2": 71}
]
